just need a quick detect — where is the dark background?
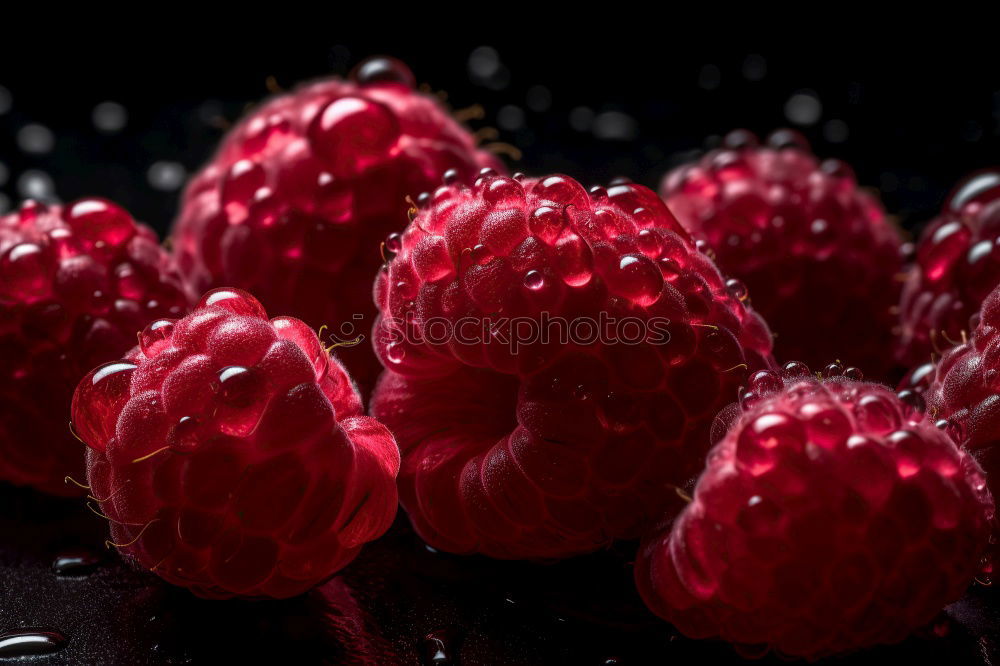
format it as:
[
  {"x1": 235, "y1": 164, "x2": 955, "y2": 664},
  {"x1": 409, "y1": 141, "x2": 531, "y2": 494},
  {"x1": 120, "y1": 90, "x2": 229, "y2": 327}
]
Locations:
[{"x1": 1, "y1": 42, "x2": 998, "y2": 240}]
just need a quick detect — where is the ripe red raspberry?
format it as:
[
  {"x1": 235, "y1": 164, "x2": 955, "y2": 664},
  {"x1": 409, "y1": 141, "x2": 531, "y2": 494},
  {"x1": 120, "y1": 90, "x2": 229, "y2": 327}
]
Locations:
[
  {"x1": 901, "y1": 282, "x2": 1000, "y2": 580},
  {"x1": 636, "y1": 363, "x2": 993, "y2": 658},
  {"x1": 660, "y1": 130, "x2": 903, "y2": 378},
  {"x1": 0, "y1": 198, "x2": 189, "y2": 495},
  {"x1": 370, "y1": 172, "x2": 775, "y2": 559},
  {"x1": 171, "y1": 57, "x2": 503, "y2": 390},
  {"x1": 897, "y1": 169, "x2": 1000, "y2": 368},
  {"x1": 70, "y1": 288, "x2": 400, "y2": 599}
]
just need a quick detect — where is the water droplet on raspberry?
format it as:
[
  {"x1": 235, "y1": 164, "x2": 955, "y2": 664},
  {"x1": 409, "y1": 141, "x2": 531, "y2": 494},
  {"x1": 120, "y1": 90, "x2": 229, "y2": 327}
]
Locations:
[
  {"x1": 589, "y1": 185, "x2": 608, "y2": 200},
  {"x1": 781, "y1": 361, "x2": 810, "y2": 379},
  {"x1": 169, "y1": 416, "x2": 201, "y2": 452},
  {"x1": 386, "y1": 341, "x2": 406, "y2": 364},
  {"x1": 139, "y1": 319, "x2": 176, "y2": 357},
  {"x1": 442, "y1": 169, "x2": 461, "y2": 185},
  {"x1": 482, "y1": 176, "x2": 524, "y2": 205},
  {"x1": 823, "y1": 362, "x2": 844, "y2": 377},
  {"x1": 748, "y1": 370, "x2": 782, "y2": 396},
  {"x1": 531, "y1": 175, "x2": 589, "y2": 208},
  {"x1": 948, "y1": 169, "x2": 1000, "y2": 213},
  {"x1": 522, "y1": 270, "x2": 545, "y2": 291},
  {"x1": 935, "y1": 418, "x2": 966, "y2": 444},
  {"x1": 198, "y1": 288, "x2": 268, "y2": 319},
  {"x1": 65, "y1": 198, "x2": 135, "y2": 250},
  {"x1": 529, "y1": 206, "x2": 565, "y2": 244},
  {"x1": 896, "y1": 389, "x2": 926, "y2": 421},
  {"x1": 351, "y1": 56, "x2": 416, "y2": 88},
  {"x1": 385, "y1": 232, "x2": 403, "y2": 255},
  {"x1": 842, "y1": 367, "x2": 864, "y2": 381},
  {"x1": 854, "y1": 394, "x2": 901, "y2": 435},
  {"x1": 725, "y1": 278, "x2": 748, "y2": 301},
  {"x1": 214, "y1": 366, "x2": 267, "y2": 437},
  {"x1": 0, "y1": 242, "x2": 52, "y2": 302},
  {"x1": 608, "y1": 255, "x2": 663, "y2": 307},
  {"x1": 310, "y1": 97, "x2": 400, "y2": 176}
]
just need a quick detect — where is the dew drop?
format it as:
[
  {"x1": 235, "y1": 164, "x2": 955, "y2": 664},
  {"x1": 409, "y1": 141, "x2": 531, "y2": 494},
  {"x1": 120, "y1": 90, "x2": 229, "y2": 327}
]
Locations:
[
  {"x1": 0, "y1": 629, "x2": 67, "y2": 657},
  {"x1": 386, "y1": 342, "x2": 406, "y2": 364},
  {"x1": 139, "y1": 319, "x2": 176, "y2": 357},
  {"x1": 725, "y1": 278, "x2": 748, "y2": 301},
  {"x1": 52, "y1": 547, "x2": 102, "y2": 576},
  {"x1": 385, "y1": 232, "x2": 403, "y2": 254},
  {"x1": 523, "y1": 270, "x2": 545, "y2": 291}
]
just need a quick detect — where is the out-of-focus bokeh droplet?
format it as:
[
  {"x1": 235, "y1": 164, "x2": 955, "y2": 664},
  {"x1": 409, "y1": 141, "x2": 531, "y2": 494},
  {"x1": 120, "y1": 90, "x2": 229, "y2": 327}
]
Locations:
[{"x1": 93, "y1": 101, "x2": 128, "y2": 134}]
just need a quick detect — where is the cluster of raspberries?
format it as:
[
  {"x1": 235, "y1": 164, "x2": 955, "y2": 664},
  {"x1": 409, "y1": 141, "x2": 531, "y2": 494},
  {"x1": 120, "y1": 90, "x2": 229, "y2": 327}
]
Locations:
[{"x1": 2, "y1": 57, "x2": 999, "y2": 659}]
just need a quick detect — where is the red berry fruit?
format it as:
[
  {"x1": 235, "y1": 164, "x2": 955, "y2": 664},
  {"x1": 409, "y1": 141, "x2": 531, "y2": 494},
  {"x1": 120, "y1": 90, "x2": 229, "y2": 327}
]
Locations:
[
  {"x1": 370, "y1": 172, "x2": 775, "y2": 559},
  {"x1": 0, "y1": 198, "x2": 189, "y2": 495},
  {"x1": 660, "y1": 130, "x2": 903, "y2": 378},
  {"x1": 171, "y1": 57, "x2": 503, "y2": 391},
  {"x1": 901, "y1": 282, "x2": 1000, "y2": 580},
  {"x1": 897, "y1": 169, "x2": 1000, "y2": 367},
  {"x1": 636, "y1": 364, "x2": 993, "y2": 658},
  {"x1": 70, "y1": 288, "x2": 400, "y2": 599}
]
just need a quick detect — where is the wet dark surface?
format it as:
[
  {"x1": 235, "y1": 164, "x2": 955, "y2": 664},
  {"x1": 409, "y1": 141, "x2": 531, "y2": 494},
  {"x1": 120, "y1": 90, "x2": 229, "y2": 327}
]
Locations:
[{"x1": 2, "y1": 482, "x2": 999, "y2": 665}]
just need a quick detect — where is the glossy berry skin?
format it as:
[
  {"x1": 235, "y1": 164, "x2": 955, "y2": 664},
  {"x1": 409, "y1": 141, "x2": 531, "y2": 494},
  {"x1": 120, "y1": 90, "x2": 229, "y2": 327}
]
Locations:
[
  {"x1": 370, "y1": 172, "x2": 775, "y2": 559},
  {"x1": 897, "y1": 169, "x2": 1000, "y2": 367},
  {"x1": 901, "y1": 283, "x2": 1000, "y2": 579},
  {"x1": 171, "y1": 58, "x2": 502, "y2": 390},
  {"x1": 660, "y1": 130, "x2": 902, "y2": 378},
  {"x1": 636, "y1": 365, "x2": 993, "y2": 659},
  {"x1": 71, "y1": 288, "x2": 400, "y2": 599},
  {"x1": 0, "y1": 199, "x2": 189, "y2": 495}
]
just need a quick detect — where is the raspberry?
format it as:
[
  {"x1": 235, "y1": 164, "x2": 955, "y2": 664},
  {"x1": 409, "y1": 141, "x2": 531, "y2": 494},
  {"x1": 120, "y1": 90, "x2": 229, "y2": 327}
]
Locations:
[
  {"x1": 901, "y1": 282, "x2": 1000, "y2": 579},
  {"x1": 0, "y1": 198, "x2": 189, "y2": 495},
  {"x1": 897, "y1": 169, "x2": 1000, "y2": 367},
  {"x1": 171, "y1": 57, "x2": 502, "y2": 390},
  {"x1": 636, "y1": 364, "x2": 993, "y2": 658},
  {"x1": 70, "y1": 288, "x2": 400, "y2": 599},
  {"x1": 660, "y1": 130, "x2": 903, "y2": 378},
  {"x1": 370, "y1": 172, "x2": 775, "y2": 559}
]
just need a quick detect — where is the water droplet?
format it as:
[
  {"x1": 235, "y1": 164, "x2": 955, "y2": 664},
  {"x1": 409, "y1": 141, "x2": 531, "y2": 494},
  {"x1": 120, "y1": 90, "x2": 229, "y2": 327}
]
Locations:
[
  {"x1": 386, "y1": 342, "x2": 406, "y2": 364},
  {"x1": 139, "y1": 319, "x2": 176, "y2": 356},
  {"x1": 896, "y1": 390, "x2": 926, "y2": 421},
  {"x1": 780, "y1": 361, "x2": 810, "y2": 379},
  {"x1": 385, "y1": 232, "x2": 403, "y2": 255},
  {"x1": 725, "y1": 278, "x2": 748, "y2": 301},
  {"x1": 0, "y1": 629, "x2": 67, "y2": 657},
  {"x1": 522, "y1": 270, "x2": 545, "y2": 291},
  {"x1": 53, "y1": 547, "x2": 102, "y2": 576},
  {"x1": 442, "y1": 169, "x2": 460, "y2": 185},
  {"x1": 352, "y1": 56, "x2": 415, "y2": 88},
  {"x1": 842, "y1": 366, "x2": 864, "y2": 381},
  {"x1": 823, "y1": 362, "x2": 844, "y2": 377}
]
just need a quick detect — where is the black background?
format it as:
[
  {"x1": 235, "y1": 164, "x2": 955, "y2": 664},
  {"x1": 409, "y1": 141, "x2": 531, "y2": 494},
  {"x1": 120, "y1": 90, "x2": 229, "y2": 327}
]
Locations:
[{"x1": 1, "y1": 41, "x2": 998, "y2": 240}]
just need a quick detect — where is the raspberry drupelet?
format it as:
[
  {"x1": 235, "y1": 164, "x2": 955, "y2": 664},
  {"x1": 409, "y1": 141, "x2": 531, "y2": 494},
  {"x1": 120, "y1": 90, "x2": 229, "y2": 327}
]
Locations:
[
  {"x1": 71, "y1": 288, "x2": 400, "y2": 599},
  {"x1": 636, "y1": 363, "x2": 993, "y2": 659},
  {"x1": 0, "y1": 198, "x2": 189, "y2": 495},
  {"x1": 897, "y1": 169, "x2": 1000, "y2": 368},
  {"x1": 170, "y1": 57, "x2": 503, "y2": 391},
  {"x1": 901, "y1": 282, "x2": 1000, "y2": 580},
  {"x1": 660, "y1": 130, "x2": 903, "y2": 379},
  {"x1": 370, "y1": 171, "x2": 775, "y2": 559}
]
